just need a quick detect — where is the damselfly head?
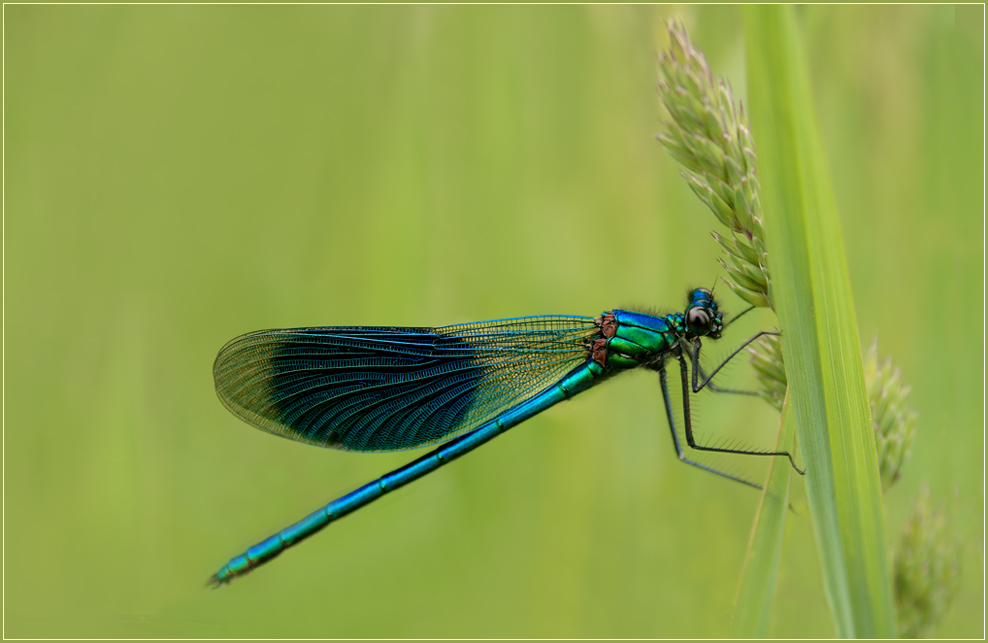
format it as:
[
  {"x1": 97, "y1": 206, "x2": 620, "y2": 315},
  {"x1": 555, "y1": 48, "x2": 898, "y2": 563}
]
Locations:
[{"x1": 684, "y1": 288, "x2": 724, "y2": 340}]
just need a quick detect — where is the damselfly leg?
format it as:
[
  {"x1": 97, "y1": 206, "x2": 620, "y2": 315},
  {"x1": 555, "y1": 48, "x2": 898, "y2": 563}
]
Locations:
[
  {"x1": 655, "y1": 331, "x2": 804, "y2": 490},
  {"x1": 690, "y1": 331, "x2": 781, "y2": 395},
  {"x1": 657, "y1": 359, "x2": 764, "y2": 490}
]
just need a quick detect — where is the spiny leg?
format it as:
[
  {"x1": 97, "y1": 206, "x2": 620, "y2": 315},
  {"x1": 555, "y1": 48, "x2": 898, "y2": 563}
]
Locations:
[
  {"x1": 690, "y1": 331, "x2": 780, "y2": 394},
  {"x1": 694, "y1": 359, "x2": 759, "y2": 396},
  {"x1": 657, "y1": 359, "x2": 762, "y2": 490},
  {"x1": 698, "y1": 306, "x2": 773, "y2": 394},
  {"x1": 678, "y1": 350, "x2": 805, "y2": 475}
]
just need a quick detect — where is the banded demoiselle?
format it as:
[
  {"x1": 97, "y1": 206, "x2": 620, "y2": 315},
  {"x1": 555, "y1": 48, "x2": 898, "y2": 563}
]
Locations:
[{"x1": 208, "y1": 288, "x2": 802, "y2": 586}]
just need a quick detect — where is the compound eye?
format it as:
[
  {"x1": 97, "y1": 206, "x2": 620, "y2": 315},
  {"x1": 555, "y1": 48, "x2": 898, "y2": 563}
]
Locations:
[{"x1": 686, "y1": 307, "x2": 712, "y2": 334}]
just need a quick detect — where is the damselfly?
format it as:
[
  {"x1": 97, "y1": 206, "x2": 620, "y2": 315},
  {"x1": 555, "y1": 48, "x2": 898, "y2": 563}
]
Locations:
[{"x1": 208, "y1": 288, "x2": 802, "y2": 586}]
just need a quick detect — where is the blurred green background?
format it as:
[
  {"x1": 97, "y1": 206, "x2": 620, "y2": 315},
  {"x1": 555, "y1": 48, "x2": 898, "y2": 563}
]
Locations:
[{"x1": 5, "y1": 5, "x2": 982, "y2": 638}]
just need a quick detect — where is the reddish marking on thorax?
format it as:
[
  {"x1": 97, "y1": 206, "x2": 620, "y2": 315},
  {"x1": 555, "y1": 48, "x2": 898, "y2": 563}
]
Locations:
[
  {"x1": 591, "y1": 338, "x2": 608, "y2": 367},
  {"x1": 590, "y1": 312, "x2": 618, "y2": 367}
]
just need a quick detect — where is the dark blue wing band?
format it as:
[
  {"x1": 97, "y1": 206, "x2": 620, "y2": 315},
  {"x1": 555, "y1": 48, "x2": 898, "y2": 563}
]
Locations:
[{"x1": 213, "y1": 317, "x2": 597, "y2": 452}]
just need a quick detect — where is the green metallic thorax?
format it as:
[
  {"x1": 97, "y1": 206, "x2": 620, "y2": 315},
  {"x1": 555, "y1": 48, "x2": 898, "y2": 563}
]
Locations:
[{"x1": 592, "y1": 309, "x2": 686, "y2": 372}]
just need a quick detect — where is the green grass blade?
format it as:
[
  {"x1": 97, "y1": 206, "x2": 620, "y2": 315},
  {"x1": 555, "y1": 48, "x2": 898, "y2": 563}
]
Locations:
[
  {"x1": 733, "y1": 391, "x2": 797, "y2": 638},
  {"x1": 742, "y1": 6, "x2": 896, "y2": 638}
]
